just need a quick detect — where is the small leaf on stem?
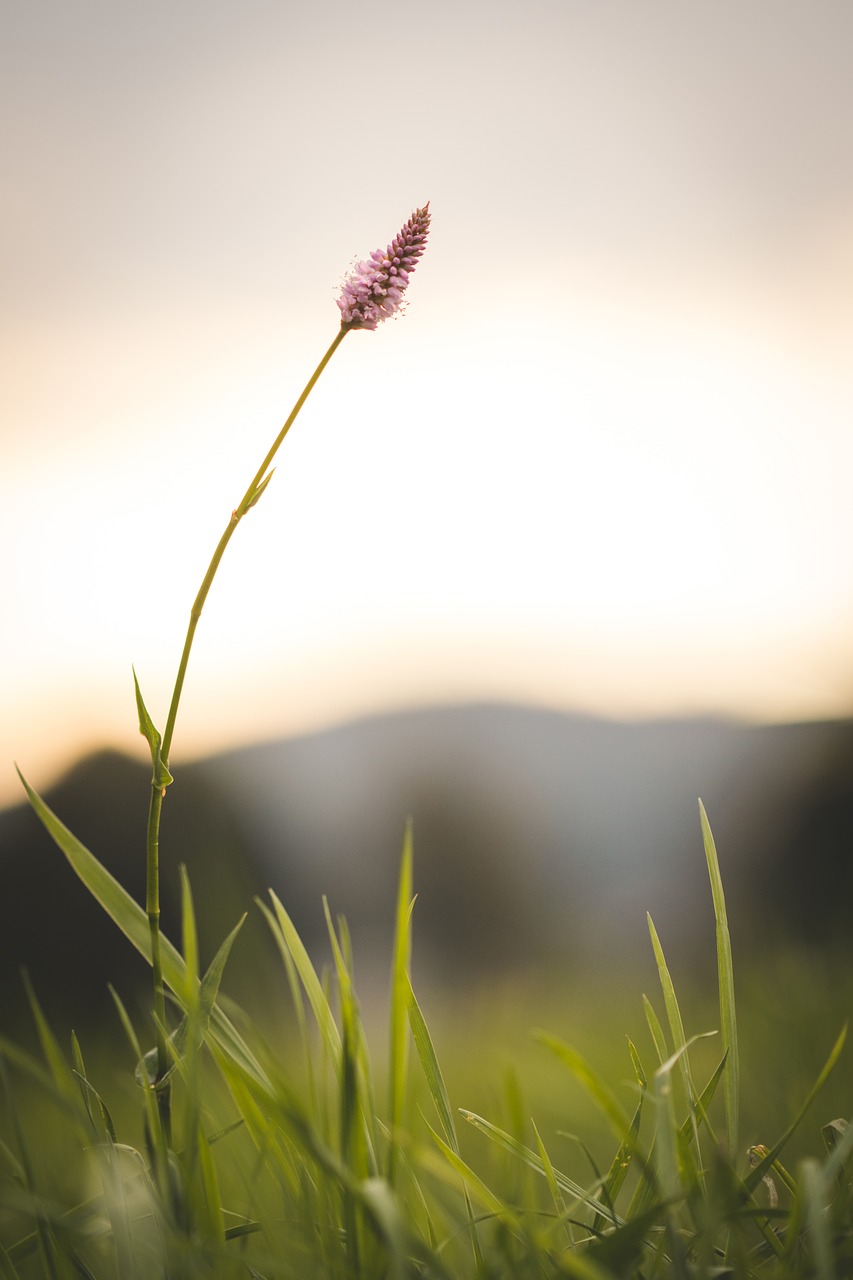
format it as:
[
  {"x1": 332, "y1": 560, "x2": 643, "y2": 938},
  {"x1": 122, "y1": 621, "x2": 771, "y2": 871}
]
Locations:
[{"x1": 133, "y1": 667, "x2": 173, "y2": 789}]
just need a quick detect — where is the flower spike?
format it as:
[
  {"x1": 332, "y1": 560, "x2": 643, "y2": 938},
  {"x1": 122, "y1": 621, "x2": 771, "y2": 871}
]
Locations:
[{"x1": 337, "y1": 204, "x2": 431, "y2": 331}]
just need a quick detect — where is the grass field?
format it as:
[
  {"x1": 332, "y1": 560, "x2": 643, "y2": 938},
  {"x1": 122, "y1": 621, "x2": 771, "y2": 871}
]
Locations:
[{"x1": 1, "y1": 802, "x2": 851, "y2": 1278}]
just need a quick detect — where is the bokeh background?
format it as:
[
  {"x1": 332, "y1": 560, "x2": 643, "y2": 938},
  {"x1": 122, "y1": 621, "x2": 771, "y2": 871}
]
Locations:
[{"x1": 2, "y1": 1, "x2": 853, "y2": 1131}]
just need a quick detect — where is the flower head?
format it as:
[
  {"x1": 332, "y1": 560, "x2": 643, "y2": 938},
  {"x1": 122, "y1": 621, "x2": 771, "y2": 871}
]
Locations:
[{"x1": 337, "y1": 204, "x2": 431, "y2": 331}]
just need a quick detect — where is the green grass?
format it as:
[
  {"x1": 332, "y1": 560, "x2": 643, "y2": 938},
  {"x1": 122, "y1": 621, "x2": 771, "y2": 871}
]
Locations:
[{"x1": 1, "y1": 786, "x2": 851, "y2": 1278}]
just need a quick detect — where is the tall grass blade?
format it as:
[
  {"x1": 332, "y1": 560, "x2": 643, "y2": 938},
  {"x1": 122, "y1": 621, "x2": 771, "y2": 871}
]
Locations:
[
  {"x1": 17, "y1": 770, "x2": 268, "y2": 1089},
  {"x1": 647, "y1": 914, "x2": 707, "y2": 1171},
  {"x1": 426, "y1": 1123, "x2": 521, "y2": 1229},
  {"x1": 407, "y1": 979, "x2": 456, "y2": 1152},
  {"x1": 537, "y1": 1033, "x2": 632, "y2": 1141},
  {"x1": 700, "y1": 799, "x2": 739, "y2": 1158},
  {"x1": 21, "y1": 976, "x2": 74, "y2": 1106},
  {"x1": 387, "y1": 822, "x2": 414, "y2": 1188},
  {"x1": 268, "y1": 889, "x2": 342, "y2": 1066},
  {"x1": 408, "y1": 977, "x2": 483, "y2": 1269},
  {"x1": 532, "y1": 1119, "x2": 575, "y2": 1246}
]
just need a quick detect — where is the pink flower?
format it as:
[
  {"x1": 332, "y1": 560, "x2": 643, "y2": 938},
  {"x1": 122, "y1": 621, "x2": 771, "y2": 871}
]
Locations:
[{"x1": 337, "y1": 205, "x2": 431, "y2": 331}]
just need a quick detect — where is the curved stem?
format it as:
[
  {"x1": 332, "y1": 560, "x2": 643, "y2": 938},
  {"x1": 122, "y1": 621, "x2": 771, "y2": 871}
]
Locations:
[
  {"x1": 162, "y1": 325, "x2": 348, "y2": 764},
  {"x1": 146, "y1": 325, "x2": 349, "y2": 1084}
]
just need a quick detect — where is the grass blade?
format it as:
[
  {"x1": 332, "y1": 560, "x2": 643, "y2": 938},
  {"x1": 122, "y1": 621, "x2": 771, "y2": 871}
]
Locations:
[
  {"x1": 17, "y1": 770, "x2": 269, "y2": 1090},
  {"x1": 647, "y1": 914, "x2": 708, "y2": 1171},
  {"x1": 801, "y1": 1158, "x2": 835, "y2": 1280},
  {"x1": 267, "y1": 889, "x2": 341, "y2": 1066},
  {"x1": 408, "y1": 978, "x2": 483, "y2": 1269},
  {"x1": 460, "y1": 1111, "x2": 618, "y2": 1224},
  {"x1": 700, "y1": 799, "x2": 739, "y2": 1157},
  {"x1": 387, "y1": 822, "x2": 414, "y2": 1188}
]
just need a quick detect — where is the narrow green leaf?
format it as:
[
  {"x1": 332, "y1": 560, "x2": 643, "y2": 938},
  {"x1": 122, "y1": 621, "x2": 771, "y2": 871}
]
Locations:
[
  {"x1": 246, "y1": 468, "x2": 275, "y2": 510},
  {"x1": 642, "y1": 995, "x2": 669, "y2": 1065},
  {"x1": 358, "y1": 1177, "x2": 410, "y2": 1280},
  {"x1": 700, "y1": 799, "x2": 738, "y2": 1156},
  {"x1": 647, "y1": 914, "x2": 706, "y2": 1169},
  {"x1": 407, "y1": 977, "x2": 456, "y2": 1150},
  {"x1": 594, "y1": 1063, "x2": 645, "y2": 1231},
  {"x1": 532, "y1": 1119, "x2": 574, "y2": 1245},
  {"x1": 21, "y1": 975, "x2": 74, "y2": 1102},
  {"x1": 460, "y1": 1110, "x2": 618, "y2": 1223},
  {"x1": 408, "y1": 978, "x2": 483, "y2": 1268},
  {"x1": 70, "y1": 1071, "x2": 117, "y2": 1144},
  {"x1": 268, "y1": 889, "x2": 341, "y2": 1065},
  {"x1": 132, "y1": 668, "x2": 173, "y2": 788},
  {"x1": 537, "y1": 1032, "x2": 631, "y2": 1141},
  {"x1": 626, "y1": 1038, "x2": 647, "y2": 1090},
  {"x1": 17, "y1": 771, "x2": 268, "y2": 1089},
  {"x1": 427, "y1": 1123, "x2": 519, "y2": 1225},
  {"x1": 180, "y1": 865, "x2": 199, "y2": 999},
  {"x1": 801, "y1": 1158, "x2": 835, "y2": 1280},
  {"x1": 388, "y1": 822, "x2": 414, "y2": 1187}
]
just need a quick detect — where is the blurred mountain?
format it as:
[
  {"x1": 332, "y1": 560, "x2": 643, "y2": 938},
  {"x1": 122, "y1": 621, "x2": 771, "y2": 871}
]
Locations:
[
  {"x1": 3, "y1": 703, "x2": 853, "y2": 1031},
  {"x1": 202, "y1": 703, "x2": 853, "y2": 969}
]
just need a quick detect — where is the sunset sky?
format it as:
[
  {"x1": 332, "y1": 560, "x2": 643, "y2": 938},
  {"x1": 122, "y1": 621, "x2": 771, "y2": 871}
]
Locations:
[{"x1": 3, "y1": 0, "x2": 853, "y2": 806}]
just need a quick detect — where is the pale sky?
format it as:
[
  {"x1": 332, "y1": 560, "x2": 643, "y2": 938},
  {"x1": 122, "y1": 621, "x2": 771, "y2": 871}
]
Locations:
[{"x1": 3, "y1": 0, "x2": 853, "y2": 805}]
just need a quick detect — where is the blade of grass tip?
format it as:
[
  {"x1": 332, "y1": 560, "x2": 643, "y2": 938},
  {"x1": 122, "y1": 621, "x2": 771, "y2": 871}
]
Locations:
[
  {"x1": 801, "y1": 1159, "x2": 835, "y2": 1280},
  {"x1": 532, "y1": 1119, "x2": 575, "y2": 1247},
  {"x1": 268, "y1": 889, "x2": 341, "y2": 1067},
  {"x1": 746, "y1": 1025, "x2": 847, "y2": 1194},
  {"x1": 70, "y1": 1071, "x2": 117, "y2": 1145},
  {"x1": 700, "y1": 799, "x2": 739, "y2": 1159},
  {"x1": 180, "y1": 866, "x2": 200, "y2": 1005},
  {"x1": 334, "y1": 908, "x2": 379, "y2": 1164},
  {"x1": 256, "y1": 898, "x2": 319, "y2": 1118},
  {"x1": 647, "y1": 914, "x2": 704, "y2": 1181},
  {"x1": 536, "y1": 1033, "x2": 632, "y2": 1142},
  {"x1": 358, "y1": 1177, "x2": 411, "y2": 1280},
  {"x1": 70, "y1": 1034, "x2": 95, "y2": 1133},
  {"x1": 627, "y1": 1038, "x2": 648, "y2": 1091},
  {"x1": 322, "y1": 899, "x2": 368, "y2": 1187},
  {"x1": 21, "y1": 975, "x2": 75, "y2": 1103},
  {"x1": 388, "y1": 821, "x2": 414, "y2": 1189},
  {"x1": 185, "y1": 911, "x2": 247, "y2": 1052},
  {"x1": 407, "y1": 976, "x2": 457, "y2": 1152},
  {"x1": 642, "y1": 995, "x2": 669, "y2": 1066},
  {"x1": 628, "y1": 1048, "x2": 727, "y2": 1223},
  {"x1": 652, "y1": 1036, "x2": 718, "y2": 1205}
]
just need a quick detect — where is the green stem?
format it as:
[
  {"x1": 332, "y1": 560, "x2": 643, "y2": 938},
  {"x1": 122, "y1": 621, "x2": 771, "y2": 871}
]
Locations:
[{"x1": 145, "y1": 325, "x2": 349, "y2": 1085}]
